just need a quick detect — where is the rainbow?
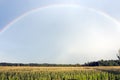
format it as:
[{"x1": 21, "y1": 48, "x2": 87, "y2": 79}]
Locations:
[{"x1": 0, "y1": 4, "x2": 120, "y2": 33}]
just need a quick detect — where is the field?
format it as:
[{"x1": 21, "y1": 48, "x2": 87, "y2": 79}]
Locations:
[{"x1": 0, "y1": 66, "x2": 120, "y2": 80}]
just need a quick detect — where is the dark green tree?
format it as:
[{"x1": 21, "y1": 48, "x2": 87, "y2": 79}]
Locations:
[{"x1": 117, "y1": 49, "x2": 120, "y2": 60}]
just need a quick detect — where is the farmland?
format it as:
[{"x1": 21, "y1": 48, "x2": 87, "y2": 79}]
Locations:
[{"x1": 0, "y1": 66, "x2": 120, "y2": 80}]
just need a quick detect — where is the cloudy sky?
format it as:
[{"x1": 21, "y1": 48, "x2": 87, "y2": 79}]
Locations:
[{"x1": 0, "y1": 0, "x2": 120, "y2": 64}]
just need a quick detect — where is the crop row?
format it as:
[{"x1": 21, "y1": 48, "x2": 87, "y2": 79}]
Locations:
[{"x1": 0, "y1": 70, "x2": 120, "y2": 80}]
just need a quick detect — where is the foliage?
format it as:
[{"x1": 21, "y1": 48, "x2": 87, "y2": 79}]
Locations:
[
  {"x1": 84, "y1": 60, "x2": 120, "y2": 66},
  {"x1": 117, "y1": 49, "x2": 120, "y2": 60},
  {"x1": 0, "y1": 63, "x2": 81, "y2": 67}
]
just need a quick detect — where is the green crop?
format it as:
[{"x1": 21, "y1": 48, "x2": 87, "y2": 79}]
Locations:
[{"x1": 0, "y1": 67, "x2": 119, "y2": 80}]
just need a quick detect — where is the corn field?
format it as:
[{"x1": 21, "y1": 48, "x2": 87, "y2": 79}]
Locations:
[{"x1": 0, "y1": 66, "x2": 120, "y2": 80}]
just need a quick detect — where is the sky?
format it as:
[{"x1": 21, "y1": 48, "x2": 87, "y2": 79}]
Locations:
[{"x1": 0, "y1": 0, "x2": 120, "y2": 64}]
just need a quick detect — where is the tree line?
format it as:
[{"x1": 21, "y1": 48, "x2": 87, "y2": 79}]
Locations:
[
  {"x1": 83, "y1": 60, "x2": 120, "y2": 66},
  {"x1": 0, "y1": 50, "x2": 120, "y2": 66},
  {"x1": 0, "y1": 63, "x2": 81, "y2": 67},
  {"x1": 83, "y1": 50, "x2": 120, "y2": 66}
]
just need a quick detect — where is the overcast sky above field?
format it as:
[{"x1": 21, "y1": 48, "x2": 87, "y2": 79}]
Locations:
[{"x1": 0, "y1": 0, "x2": 120, "y2": 64}]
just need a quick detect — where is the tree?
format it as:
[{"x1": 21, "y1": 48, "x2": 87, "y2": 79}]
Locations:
[{"x1": 117, "y1": 49, "x2": 120, "y2": 60}]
